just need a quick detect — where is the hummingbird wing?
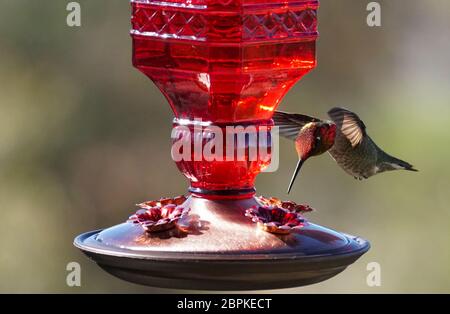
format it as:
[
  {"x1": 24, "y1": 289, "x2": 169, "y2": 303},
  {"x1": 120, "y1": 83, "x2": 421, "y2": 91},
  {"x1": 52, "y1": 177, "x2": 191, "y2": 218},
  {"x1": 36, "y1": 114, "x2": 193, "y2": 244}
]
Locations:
[
  {"x1": 273, "y1": 111, "x2": 322, "y2": 141},
  {"x1": 326, "y1": 107, "x2": 374, "y2": 179},
  {"x1": 327, "y1": 107, "x2": 367, "y2": 147}
]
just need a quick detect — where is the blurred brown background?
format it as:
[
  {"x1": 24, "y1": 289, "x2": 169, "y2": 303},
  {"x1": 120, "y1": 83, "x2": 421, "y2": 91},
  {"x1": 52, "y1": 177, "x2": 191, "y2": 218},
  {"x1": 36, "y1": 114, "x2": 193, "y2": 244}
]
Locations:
[{"x1": 0, "y1": 0, "x2": 449, "y2": 293}]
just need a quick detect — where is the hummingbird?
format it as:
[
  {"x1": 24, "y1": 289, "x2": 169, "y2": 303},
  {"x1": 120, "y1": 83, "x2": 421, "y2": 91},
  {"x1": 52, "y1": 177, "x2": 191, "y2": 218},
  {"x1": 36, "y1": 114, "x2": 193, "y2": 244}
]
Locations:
[{"x1": 273, "y1": 107, "x2": 418, "y2": 193}]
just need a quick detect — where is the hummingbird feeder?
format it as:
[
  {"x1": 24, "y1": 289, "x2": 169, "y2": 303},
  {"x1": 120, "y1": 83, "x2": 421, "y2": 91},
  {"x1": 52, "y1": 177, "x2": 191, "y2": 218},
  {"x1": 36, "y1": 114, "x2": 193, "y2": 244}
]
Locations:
[{"x1": 74, "y1": 0, "x2": 370, "y2": 290}]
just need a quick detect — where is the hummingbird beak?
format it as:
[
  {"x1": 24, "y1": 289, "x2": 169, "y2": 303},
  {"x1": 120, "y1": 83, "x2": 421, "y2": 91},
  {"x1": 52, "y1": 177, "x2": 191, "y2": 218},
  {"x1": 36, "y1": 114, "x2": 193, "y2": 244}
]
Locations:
[{"x1": 287, "y1": 159, "x2": 304, "y2": 194}]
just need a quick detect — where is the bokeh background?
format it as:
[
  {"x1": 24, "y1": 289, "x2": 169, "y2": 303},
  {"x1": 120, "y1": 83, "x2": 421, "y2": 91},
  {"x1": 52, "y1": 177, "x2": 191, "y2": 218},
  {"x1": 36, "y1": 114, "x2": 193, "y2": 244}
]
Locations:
[{"x1": 1, "y1": 0, "x2": 449, "y2": 293}]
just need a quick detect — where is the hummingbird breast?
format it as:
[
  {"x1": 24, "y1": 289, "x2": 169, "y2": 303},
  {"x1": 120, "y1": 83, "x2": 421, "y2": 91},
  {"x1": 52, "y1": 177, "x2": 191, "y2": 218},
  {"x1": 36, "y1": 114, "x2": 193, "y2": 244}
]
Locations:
[{"x1": 329, "y1": 133, "x2": 378, "y2": 179}]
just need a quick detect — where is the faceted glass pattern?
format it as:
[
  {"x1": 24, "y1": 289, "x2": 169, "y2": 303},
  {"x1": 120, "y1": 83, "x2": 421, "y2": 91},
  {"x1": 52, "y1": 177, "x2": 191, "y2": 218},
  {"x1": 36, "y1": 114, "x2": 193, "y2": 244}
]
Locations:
[{"x1": 131, "y1": 0, "x2": 318, "y2": 123}]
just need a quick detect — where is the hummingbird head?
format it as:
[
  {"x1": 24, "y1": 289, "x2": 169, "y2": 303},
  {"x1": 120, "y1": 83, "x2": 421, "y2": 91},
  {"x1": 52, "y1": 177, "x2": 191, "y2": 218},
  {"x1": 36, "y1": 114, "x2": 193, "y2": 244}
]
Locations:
[
  {"x1": 295, "y1": 122, "x2": 336, "y2": 161},
  {"x1": 287, "y1": 122, "x2": 336, "y2": 194}
]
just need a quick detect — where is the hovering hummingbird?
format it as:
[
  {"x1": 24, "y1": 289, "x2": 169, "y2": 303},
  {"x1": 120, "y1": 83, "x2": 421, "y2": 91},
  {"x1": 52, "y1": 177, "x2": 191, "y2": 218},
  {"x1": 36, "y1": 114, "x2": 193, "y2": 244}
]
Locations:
[{"x1": 273, "y1": 107, "x2": 418, "y2": 193}]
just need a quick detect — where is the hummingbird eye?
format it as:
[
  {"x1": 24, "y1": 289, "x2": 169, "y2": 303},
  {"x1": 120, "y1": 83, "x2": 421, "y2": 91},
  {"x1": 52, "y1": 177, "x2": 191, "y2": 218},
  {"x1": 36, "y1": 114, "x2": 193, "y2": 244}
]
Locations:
[{"x1": 314, "y1": 136, "x2": 321, "y2": 147}]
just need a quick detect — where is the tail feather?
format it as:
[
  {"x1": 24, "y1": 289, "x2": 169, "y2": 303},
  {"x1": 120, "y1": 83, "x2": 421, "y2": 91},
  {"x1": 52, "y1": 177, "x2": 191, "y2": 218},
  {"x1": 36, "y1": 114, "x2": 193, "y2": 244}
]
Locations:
[
  {"x1": 396, "y1": 159, "x2": 418, "y2": 172},
  {"x1": 380, "y1": 153, "x2": 418, "y2": 172}
]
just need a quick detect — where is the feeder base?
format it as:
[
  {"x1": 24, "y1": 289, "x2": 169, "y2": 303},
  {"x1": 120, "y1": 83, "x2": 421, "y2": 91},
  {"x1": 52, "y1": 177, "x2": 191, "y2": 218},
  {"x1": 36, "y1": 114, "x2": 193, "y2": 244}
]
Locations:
[{"x1": 74, "y1": 196, "x2": 369, "y2": 290}]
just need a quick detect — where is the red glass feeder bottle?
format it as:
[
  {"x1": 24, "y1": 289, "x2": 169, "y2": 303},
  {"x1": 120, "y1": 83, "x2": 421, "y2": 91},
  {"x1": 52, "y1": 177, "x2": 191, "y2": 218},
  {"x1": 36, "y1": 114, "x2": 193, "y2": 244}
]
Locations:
[{"x1": 75, "y1": 0, "x2": 369, "y2": 290}]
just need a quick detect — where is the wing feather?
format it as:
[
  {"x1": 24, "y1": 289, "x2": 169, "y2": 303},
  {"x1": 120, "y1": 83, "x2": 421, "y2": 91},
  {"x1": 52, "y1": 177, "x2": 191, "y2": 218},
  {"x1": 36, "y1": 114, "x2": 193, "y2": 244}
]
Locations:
[
  {"x1": 273, "y1": 111, "x2": 321, "y2": 141},
  {"x1": 327, "y1": 107, "x2": 366, "y2": 147}
]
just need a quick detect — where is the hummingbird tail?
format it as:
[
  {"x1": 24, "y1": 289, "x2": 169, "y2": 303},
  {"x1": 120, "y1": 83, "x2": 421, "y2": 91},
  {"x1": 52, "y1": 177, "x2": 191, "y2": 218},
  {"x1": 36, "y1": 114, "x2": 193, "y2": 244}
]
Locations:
[
  {"x1": 382, "y1": 153, "x2": 418, "y2": 172},
  {"x1": 287, "y1": 159, "x2": 304, "y2": 194},
  {"x1": 402, "y1": 162, "x2": 418, "y2": 172},
  {"x1": 401, "y1": 162, "x2": 418, "y2": 172}
]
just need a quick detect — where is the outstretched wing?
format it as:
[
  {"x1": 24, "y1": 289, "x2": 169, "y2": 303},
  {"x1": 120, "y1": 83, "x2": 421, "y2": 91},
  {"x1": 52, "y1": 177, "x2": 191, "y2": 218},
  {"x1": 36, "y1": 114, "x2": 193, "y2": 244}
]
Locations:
[
  {"x1": 273, "y1": 111, "x2": 322, "y2": 141},
  {"x1": 327, "y1": 107, "x2": 366, "y2": 147}
]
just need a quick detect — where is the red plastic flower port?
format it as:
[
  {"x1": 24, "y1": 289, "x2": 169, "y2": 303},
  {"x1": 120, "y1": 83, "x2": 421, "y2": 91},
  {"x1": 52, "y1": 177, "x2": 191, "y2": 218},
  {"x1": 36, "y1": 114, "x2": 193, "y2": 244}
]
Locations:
[
  {"x1": 245, "y1": 205, "x2": 306, "y2": 235},
  {"x1": 128, "y1": 196, "x2": 189, "y2": 233},
  {"x1": 256, "y1": 196, "x2": 314, "y2": 214},
  {"x1": 137, "y1": 195, "x2": 187, "y2": 208}
]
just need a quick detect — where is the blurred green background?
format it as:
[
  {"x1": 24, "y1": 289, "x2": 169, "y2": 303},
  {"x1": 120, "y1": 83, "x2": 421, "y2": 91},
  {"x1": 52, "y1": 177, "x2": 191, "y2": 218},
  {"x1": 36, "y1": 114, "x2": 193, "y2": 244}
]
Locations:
[{"x1": 0, "y1": 0, "x2": 449, "y2": 293}]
